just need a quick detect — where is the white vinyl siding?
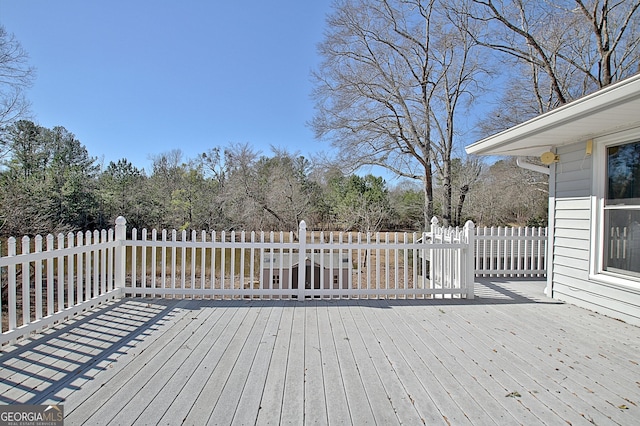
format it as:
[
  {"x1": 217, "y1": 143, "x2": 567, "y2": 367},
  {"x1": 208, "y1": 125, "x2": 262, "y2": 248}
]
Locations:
[
  {"x1": 551, "y1": 140, "x2": 640, "y2": 325},
  {"x1": 553, "y1": 196, "x2": 591, "y2": 285},
  {"x1": 552, "y1": 144, "x2": 593, "y2": 293},
  {"x1": 555, "y1": 143, "x2": 592, "y2": 198}
]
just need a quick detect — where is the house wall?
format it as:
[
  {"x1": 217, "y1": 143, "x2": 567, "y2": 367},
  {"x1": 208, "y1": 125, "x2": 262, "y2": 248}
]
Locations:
[{"x1": 552, "y1": 140, "x2": 640, "y2": 326}]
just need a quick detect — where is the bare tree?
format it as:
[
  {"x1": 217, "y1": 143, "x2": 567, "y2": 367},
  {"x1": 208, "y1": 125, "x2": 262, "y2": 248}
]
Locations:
[
  {"x1": 465, "y1": 0, "x2": 640, "y2": 113},
  {"x1": 450, "y1": 157, "x2": 482, "y2": 226},
  {"x1": 464, "y1": 157, "x2": 548, "y2": 226},
  {"x1": 0, "y1": 26, "x2": 35, "y2": 132},
  {"x1": 312, "y1": 0, "x2": 485, "y2": 227}
]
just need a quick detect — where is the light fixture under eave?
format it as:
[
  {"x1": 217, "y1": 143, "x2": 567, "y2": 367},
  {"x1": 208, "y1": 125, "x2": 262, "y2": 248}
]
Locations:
[{"x1": 540, "y1": 151, "x2": 559, "y2": 165}]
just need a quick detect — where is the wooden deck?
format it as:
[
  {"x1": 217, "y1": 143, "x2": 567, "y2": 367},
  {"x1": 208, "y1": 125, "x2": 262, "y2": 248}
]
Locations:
[{"x1": 1, "y1": 279, "x2": 639, "y2": 425}]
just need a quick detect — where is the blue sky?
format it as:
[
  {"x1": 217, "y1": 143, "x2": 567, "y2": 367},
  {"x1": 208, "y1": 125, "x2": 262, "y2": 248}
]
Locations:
[{"x1": 1, "y1": 0, "x2": 333, "y2": 172}]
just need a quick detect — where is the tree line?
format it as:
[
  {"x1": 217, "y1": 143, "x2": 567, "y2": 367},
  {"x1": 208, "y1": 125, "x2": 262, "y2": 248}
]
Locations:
[{"x1": 0, "y1": 120, "x2": 547, "y2": 238}]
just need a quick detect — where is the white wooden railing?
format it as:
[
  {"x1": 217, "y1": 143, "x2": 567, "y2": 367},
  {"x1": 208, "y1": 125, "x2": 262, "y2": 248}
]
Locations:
[
  {"x1": 124, "y1": 219, "x2": 474, "y2": 300},
  {"x1": 0, "y1": 221, "x2": 125, "y2": 346},
  {"x1": 474, "y1": 226, "x2": 547, "y2": 277},
  {"x1": 1, "y1": 217, "x2": 549, "y2": 345}
]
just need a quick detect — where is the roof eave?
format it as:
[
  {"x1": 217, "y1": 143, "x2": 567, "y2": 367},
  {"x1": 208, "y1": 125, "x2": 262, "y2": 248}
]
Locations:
[{"x1": 466, "y1": 73, "x2": 640, "y2": 157}]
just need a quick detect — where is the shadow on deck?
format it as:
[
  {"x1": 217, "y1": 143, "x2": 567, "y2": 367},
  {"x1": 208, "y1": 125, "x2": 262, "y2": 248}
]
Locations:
[
  {"x1": 0, "y1": 298, "x2": 182, "y2": 405},
  {"x1": 1, "y1": 279, "x2": 553, "y2": 406}
]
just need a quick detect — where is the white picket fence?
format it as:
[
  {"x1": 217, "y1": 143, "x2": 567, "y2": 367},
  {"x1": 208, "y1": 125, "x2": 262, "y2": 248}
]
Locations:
[
  {"x1": 0, "y1": 224, "x2": 124, "y2": 346},
  {"x1": 474, "y1": 226, "x2": 547, "y2": 277},
  {"x1": 124, "y1": 219, "x2": 474, "y2": 300},
  {"x1": 0, "y1": 217, "x2": 476, "y2": 345},
  {"x1": 0, "y1": 217, "x2": 547, "y2": 345}
]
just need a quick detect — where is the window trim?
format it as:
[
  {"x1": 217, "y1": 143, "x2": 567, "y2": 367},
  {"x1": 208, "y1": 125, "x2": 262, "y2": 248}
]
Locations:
[{"x1": 589, "y1": 128, "x2": 640, "y2": 288}]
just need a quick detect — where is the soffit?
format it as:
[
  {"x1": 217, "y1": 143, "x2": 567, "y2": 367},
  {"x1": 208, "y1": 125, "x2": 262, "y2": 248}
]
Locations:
[{"x1": 466, "y1": 74, "x2": 640, "y2": 157}]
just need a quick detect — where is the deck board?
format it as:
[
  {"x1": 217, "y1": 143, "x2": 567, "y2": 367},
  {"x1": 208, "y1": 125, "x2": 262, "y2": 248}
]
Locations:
[
  {"x1": 316, "y1": 301, "x2": 351, "y2": 425},
  {"x1": 230, "y1": 304, "x2": 283, "y2": 425},
  {"x1": 378, "y1": 301, "x2": 514, "y2": 425},
  {"x1": 325, "y1": 300, "x2": 376, "y2": 424},
  {"x1": 348, "y1": 302, "x2": 426, "y2": 425},
  {"x1": 215, "y1": 304, "x2": 280, "y2": 425},
  {"x1": 2, "y1": 279, "x2": 640, "y2": 425},
  {"x1": 338, "y1": 303, "x2": 399, "y2": 425},
  {"x1": 363, "y1": 299, "x2": 460, "y2": 425},
  {"x1": 71, "y1": 300, "x2": 221, "y2": 424},
  {"x1": 477, "y1": 302, "x2": 633, "y2": 425},
  {"x1": 139, "y1": 303, "x2": 239, "y2": 425},
  {"x1": 303, "y1": 301, "x2": 329, "y2": 425},
  {"x1": 280, "y1": 303, "x2": 306, "y2": 425},
  {"x1": 181, "y1": 304, "x2": 262, "y2": 425},
  {"x1": 158, "y1": 302, "x2": 248, "y2": 425},
  {"x1": 422, "y1": 303, "x2": 583, "y2": 425},
  {"x1": 255, "y1": 303, "x2": 295, "y2": 425},
  {"x1": 115, "y1": 300, "x2": 231, "y2": 424}
]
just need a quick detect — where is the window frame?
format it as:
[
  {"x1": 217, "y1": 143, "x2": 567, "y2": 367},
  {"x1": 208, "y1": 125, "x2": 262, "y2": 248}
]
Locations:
[{"x1": 590, "y1": 128, "x2": 640, "y2": 287}]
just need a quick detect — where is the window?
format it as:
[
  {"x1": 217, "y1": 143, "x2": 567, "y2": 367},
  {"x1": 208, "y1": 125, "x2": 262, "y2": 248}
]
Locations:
[{"x1": 603, "y1": 141, "x2": 640, "y2": 278}]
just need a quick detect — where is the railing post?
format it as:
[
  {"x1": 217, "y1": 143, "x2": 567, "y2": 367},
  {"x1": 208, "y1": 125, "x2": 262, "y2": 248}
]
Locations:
[
  {"x1": 429, "y1": 217, "x2": 438, "y2": 286},
  {"x1": 464, "y1": 220, "x2": 475, "y2": 299},
  {"x1": 297, "y1": 221, "x2": 307, "y2": 300},
  {"x1": 115, "y1": 216, "x2": 127, "y2": 295},
  {"x1": 7, "y1": 237, "x2": 17, "y2": 331}
]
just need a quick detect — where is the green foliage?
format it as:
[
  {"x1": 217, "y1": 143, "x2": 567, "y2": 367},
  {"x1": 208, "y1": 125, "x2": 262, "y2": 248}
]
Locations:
[
  {"x1": 0, "y1": 121, "x2": 546, "y2": 236},
  {"x1": 0, "y1": 121, "x2": 99, "y2": 235},
  {"x1": 98, "y1": 158, "x2": 147, "y2": 228},
  {"x1": 389, "y1": 183, "x2": 424, "y2": 230},
  {"x1": 327, "y1": 174, "x2": 391, "y2": 232}
]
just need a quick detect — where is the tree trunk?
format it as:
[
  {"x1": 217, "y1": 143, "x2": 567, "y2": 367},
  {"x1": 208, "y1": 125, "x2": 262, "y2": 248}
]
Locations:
[
  {"x1": 455, "y1": 184, "x2": 469, "y2": 227},
  {"x1": 422, "y1": 164, "x2": 434, "y2": 231},
  {"x1": 442, "y1": 159, "x2": 452, "y2": 227}
]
